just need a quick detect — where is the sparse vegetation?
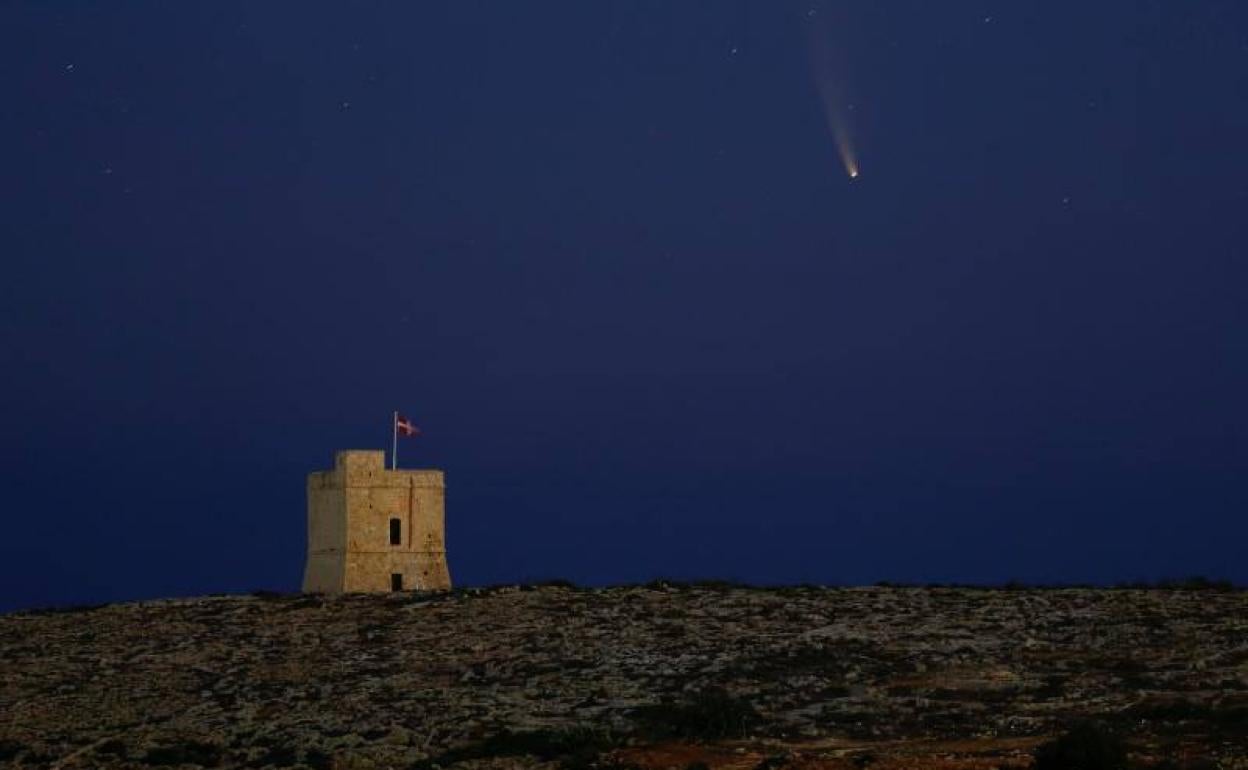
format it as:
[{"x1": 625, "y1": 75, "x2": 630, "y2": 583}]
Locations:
[
  {"x1": 0, "y1": 740, "x2": 25, "y2": 761},
  {"x1": 1126, "y1": 698, "x2": 1248, "y2": 731},
  {"x1": 95, "y1": 739, "x2": 128, "y2": 757},
  {"x1": 249, "y1": 589, "x2": 291, "y2": 601},
  {"x1": 281, "y1": 576, "x2": 1244, "y2": 597},
  {"x1": 17, "y1": 602, "x2": 106, "y2": 616},
  {"x1": 1124, "y1": 576, "x2": 1239, "y2": 592},
  {"x1": 277, "y1": 595, "x2": 324, "y2": 611},
  {"x1": 632, "y1": 688, "x2": 760, "y2": 740},
  {"x1": 412, "y1": 727, "x2": 617, "y2": 770},
  {"x1": 1032, "y1": 723, "x2": 1127, "y2": 770},
  {"x1": 245, "y1": 744, "x2": 300, "y2": 767},
  {"x1": 640, "y1": 578, "x2": 796, "y2": 592},
  {"x1": 5, "y1": 585, "x2": 1246, "y2": 768},
  {"x1": 528, "y1": 578, "x2": 581, "y2": 589},
  {"x1": 142, "y1": 739, "x2": 224, "y2": 767}
]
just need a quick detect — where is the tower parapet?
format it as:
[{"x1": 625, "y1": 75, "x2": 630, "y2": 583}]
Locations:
[{"x1": 303, "y1": 450, "x2": 451, "y2": 593}]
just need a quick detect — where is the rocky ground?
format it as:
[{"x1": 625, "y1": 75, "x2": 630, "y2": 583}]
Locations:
[{"x1": 1, "y1": 584, "x2": 1246, "y2": 769}]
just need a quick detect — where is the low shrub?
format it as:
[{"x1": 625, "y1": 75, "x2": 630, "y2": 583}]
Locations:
[
  {"x1": 1033, "y1": 723, "x2": 1127, "y2": 770},
  {"x1": 142, "y1": 740, "x2": 224, "y2": 767},
  {"x1": 690, "y1": 579, "x2": 749, "y2": 591},
  {"x1": 278, "y1": 595, "x2": 324, "y2": 611},
  {"x1": 632, "y1": 688, "x2": 760, "y2": 740},
  {"x1": 18, "y1": 603, "x2": 106, "y2": 616},
  {"x1": 1124, "y1": 698, "x2": 1248, "y2": 728},
  {"x1": 640, "y1": 578, "x2": 759, "y2": 591},
  {"x1": 1127, "y1": 698, "x2": 1211, "y2": 722},
  {"x1": 1114, "y1": 577, "x2": 1238, "y2": 592},
  {"x1": 754, "y1": 753, "x2": 793, "y2": 769},
  {"x1": 643, "y1": 578, "x2": 689, "y2": 590},
  {"x1": 249, "y1": 589, "x2": 290, "y2": 601},
  {"x1": 245, "y1": 744, "x2": 300, "y2": 767},
  {"x1": 95, "y1": 739, "x2": 127, "y2": 757},
  {"x1": 413, "y1": 727, "x2": 615, "y2": 770},
  {"x1": 532, "y1": 578, "x2": 580, "y2": 589}
]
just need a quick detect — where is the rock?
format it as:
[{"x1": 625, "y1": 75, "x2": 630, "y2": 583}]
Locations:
[{"x1": 2, "y1": 586, "x2": 1245, "y2": 768}]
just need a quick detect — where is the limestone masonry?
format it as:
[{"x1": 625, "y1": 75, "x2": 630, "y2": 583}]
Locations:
[{"x1": 302, "y1": 450, "x2": 451, "y2": 593}]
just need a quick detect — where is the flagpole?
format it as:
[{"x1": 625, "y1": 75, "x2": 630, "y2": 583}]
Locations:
[{"x1": 391, "y1": 410, "x2": 398, "y2": 470}]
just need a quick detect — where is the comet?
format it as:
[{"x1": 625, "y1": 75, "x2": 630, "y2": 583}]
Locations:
[
  {"x1": 819, "y1": 89, "x2": 858, "y2": 180},
  {"x1": 806, "y1": 4, "x2": 859, "y2": 180}
]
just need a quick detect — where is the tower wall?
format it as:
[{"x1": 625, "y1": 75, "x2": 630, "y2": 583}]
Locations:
[{"x1": 303, "y1": 450, "x2": 452, "y2": 593}]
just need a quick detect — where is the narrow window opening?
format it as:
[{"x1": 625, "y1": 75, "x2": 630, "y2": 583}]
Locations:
[
  {"x1": 389, "y1": 518, "x2": 401, "y2": 545},
  {"x1": 391, "y1": 573, "x2": 403, "y2": 591}
]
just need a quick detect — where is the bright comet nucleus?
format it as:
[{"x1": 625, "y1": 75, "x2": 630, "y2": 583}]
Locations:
[{"x1": 807, "y1": 3, "x2": 860, "y2": 183}]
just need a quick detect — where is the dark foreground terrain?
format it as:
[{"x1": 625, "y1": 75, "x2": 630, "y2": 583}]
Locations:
[{"x1": 2, "y1": 584, "x2": 1246, "y2": 769}]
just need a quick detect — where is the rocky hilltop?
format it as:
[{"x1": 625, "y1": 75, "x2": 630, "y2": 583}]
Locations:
[{"x1": 2, "y1": 584, "x2": 1246, "y2": 769}]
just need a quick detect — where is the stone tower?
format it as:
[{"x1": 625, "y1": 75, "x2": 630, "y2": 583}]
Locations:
[{"x1": 303, "y1": 450, "x2": 451, "y2": 593}]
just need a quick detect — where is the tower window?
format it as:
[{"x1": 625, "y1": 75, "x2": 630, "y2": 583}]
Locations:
[
  {"x1": 391, "y1": 573, "x2": 403, "y2": 591},
  {"x1": 389, "y1": 518, "x2": 401, "y2": 545}
]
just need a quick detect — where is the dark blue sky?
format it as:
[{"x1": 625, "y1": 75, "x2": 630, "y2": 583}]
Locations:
[{"x1": 3, "y1": 2, "x2": 1246, "y2": 610}]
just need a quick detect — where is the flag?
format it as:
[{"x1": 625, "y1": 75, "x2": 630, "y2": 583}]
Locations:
[{"x1": 395, "y1": 414, "x2": 420, "y2": 437}]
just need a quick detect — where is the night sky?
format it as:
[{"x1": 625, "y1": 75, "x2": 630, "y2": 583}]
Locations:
[{"x1": 3, "y1": 2, "x2": 1246, "y2": 611}]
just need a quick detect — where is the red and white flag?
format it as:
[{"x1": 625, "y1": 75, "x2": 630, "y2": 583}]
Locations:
[{"x1": 395, "y1": 414, "x2": 420, "y2": 437}]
